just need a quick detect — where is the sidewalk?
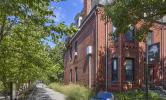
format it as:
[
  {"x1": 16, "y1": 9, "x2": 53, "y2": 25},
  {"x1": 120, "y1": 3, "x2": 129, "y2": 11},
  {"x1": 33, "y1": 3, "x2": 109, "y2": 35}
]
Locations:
[{"x1": 27, "y1": 83, "x2": 66, "y2": 100}]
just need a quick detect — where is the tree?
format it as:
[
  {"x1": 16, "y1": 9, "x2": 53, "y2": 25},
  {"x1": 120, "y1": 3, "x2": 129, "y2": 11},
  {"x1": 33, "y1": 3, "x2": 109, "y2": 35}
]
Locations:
[
  {"x1": 0, "y1": 0, "x2": 77, "y2": 96},
  {"x1": 0, "y1": 18, "x2": 52, "y2": 94},
  {"x1": 46, "y1": 42, "x2": 66, "y2": 83},
  {"x1": 104, "y1": 0, "x2": 166, "y2": 41},
  {"x1": 0, "y1": 0, "x2": 77, "y2": 42}
]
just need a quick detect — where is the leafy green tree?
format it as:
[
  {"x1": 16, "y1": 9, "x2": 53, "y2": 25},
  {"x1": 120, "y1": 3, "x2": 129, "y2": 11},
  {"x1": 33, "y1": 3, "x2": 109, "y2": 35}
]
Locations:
[
  {"x1": 104, "y1": 0, "x2": 166, "y2": 41},
  {"x1": 46, "y1": 42, "x2": 66, "y2": 83},
  {"x1": 0, "y1": 0, "x2": 77, "y2": 42},
  {"x1": 0, "y1": 0, "x2": 77, "y2": 96},
  {"x1": 0, "y1": 18, "x2": 52, "y2": 93}
]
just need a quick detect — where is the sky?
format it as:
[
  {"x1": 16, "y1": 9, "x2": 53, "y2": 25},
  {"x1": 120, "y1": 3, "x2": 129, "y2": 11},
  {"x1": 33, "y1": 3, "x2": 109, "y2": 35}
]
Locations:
[
  {"x1": 47, "y1": 0, "x2": 83, "y2": 47},
  {"x1": 50, "y1": 0, "x2": 83, "y2": 25}
]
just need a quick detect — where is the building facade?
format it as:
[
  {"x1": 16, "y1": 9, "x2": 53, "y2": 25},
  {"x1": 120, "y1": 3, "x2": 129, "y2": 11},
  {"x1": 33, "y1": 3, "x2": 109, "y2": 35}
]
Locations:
[{"x1": 64, "y1": 0, "x2": 166, "y2": 92}]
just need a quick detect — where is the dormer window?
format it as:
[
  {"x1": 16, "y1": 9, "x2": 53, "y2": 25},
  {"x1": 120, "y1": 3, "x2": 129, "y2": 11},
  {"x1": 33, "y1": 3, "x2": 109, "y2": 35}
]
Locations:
[
  {"x1": 125, "y1": 30, "x2": 134, "y2": 41},
  {"x1": 125, "y1": 26, "x2": 135, "y2": 41},
  {"x1": 111, "y1": 25, "x2": 118, "y2": 41}
]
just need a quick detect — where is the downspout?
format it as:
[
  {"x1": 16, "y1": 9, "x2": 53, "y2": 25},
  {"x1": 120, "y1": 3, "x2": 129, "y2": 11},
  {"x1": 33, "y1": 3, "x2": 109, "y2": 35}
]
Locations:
[
  {"x1": 161, "y1": 18, "x2": 164, "y2": 87},
  {"x1": 163, "y1": 26, "x2": 165, "y2": 88},
  {"x1": 95, "y1": 7, "x2": 98, "y2": 91},
  {"x1": 105, "y1": 16, "x2": 108, "y2": 91},
  {"x1": 89, "y1": 54, "x2": 92, "y2": 88},
  {"x1": 119, "y1": 33, "x2": 123, "y2": 91}
]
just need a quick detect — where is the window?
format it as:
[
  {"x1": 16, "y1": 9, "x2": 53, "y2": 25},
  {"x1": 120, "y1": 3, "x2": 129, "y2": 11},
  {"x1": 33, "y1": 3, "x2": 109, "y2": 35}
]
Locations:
[
  {"x1": 125, "y1": 25, "x2": 135, "y2": 41},
  {"x1": 75, "y1": 67, "x2": 78, "y2": 82},
  {"x1": 90, "y1": 0, "x2": 93, "y2": 11},
  {"x1": 111, "y1": 25, "x2": 118, "y2": 41},
  {"x1": 125, "y1": 30, "x2": 134, "y2": 41},
  {"x1": 112, "y1": 58, "x2": 118, "y2": 82},
  {"x1": 70, "y1": 69, "x2": 72, "y2": 82},
  {"x1": 70, "y1": 47, "x2": 72, "y2": 60},
  {"x1": 147, "y1": 31, "x2": 153, "y2": 46},
  {"x1": 125, "y1": 58, "x2": 134, "y2": 82},
  {"x1": 75, "y1": 41, "x2": 78, "y2": 52}
]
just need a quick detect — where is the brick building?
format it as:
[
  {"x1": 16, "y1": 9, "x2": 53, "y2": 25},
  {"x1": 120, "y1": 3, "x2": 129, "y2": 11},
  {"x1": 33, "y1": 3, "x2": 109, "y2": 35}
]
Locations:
[{"x1": 64, "y1": 0, "x2": 166, "y2": 91}]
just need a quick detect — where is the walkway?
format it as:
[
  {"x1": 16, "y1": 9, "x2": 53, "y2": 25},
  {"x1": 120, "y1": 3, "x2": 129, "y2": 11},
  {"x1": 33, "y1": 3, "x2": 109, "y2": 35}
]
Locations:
[{"x1": 27, "y1": 83, "x2": 66, "y2": 100}]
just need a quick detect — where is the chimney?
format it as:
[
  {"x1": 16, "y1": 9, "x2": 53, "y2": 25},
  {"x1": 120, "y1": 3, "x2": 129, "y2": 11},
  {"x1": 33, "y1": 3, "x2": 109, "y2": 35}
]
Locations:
[{"x1": 83, "y1": 0, "x2": 91, "y2": 17}]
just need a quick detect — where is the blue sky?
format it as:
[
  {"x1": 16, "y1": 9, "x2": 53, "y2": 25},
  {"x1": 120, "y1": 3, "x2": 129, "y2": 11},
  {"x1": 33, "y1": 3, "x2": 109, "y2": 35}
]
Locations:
[
  {"x1": 50, "y1": 0, "x2": 83, "y2": 25},
  {"x1": 47, "y1": 0, "x2": 83, "y2": 47}
]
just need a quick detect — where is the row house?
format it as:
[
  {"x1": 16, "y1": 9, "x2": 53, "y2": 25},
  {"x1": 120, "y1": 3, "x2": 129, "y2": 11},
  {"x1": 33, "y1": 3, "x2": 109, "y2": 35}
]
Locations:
[{"x1": 64, "y1": 0, "x2": 166, "y2": 91}]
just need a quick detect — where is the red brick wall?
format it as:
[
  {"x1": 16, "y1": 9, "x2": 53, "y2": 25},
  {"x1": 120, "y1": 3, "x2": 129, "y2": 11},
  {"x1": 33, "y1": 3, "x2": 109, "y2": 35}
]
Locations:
[
  {"x1": 83, "y1": 0, "x2": 91, "y2": 17},
  {"x1": 151, "y1": 25, "x2": 166, "y2": 88},
  {"x1": 64, "y1": 5, "x2": 166, "y2": 91},
  {"x1": 64, "y1": 12, "x2": 97, "y2": 87},
  {"x1": 64, "y1": 6, "x2": 146, "y2": 92},
  {"x1": 96, "y1": 8, "x2": 106, "y2": 91}
]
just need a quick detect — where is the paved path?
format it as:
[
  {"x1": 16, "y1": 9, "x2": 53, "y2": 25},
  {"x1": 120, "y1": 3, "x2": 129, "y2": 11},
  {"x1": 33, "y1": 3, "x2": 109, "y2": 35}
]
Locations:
[{"x1": 27, "y1": 83, "x2": 66, "y2": 100}]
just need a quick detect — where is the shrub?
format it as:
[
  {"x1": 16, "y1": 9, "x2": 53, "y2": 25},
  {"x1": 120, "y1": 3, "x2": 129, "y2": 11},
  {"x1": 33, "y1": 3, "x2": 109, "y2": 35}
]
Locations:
[
  {"x1": 49, "y1": 83, "x2": 93, "y2": 100},
  {"x1": 113, "y1": 89, "x2": 166, "y2": 100}
]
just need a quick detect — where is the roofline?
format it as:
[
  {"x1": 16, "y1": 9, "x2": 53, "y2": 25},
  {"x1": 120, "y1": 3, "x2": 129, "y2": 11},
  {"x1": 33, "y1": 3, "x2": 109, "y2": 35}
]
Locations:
[{"x1": 69, "y1": 4, "x2": 104, "y2": 44}]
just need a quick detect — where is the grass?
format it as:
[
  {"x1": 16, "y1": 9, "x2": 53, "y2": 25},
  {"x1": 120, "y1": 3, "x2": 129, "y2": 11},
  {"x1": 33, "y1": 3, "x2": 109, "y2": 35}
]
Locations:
[
  {"x1": 48, "y1": 83, "x2": 93, "y2": 100},
  {"x1": 49, "y1": 83, "x2": 166, "y2": 100}
]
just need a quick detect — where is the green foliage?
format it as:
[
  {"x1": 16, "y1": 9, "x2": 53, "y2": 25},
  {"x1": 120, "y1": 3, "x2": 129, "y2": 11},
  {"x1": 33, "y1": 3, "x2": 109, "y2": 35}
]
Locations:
[
  {"x1": 0, "y1": 81, "x2": 5, "y2": 93},
  {"x1": 104, "y1": 0, "x2": 166, "y2": 41},
  {"x1": 49, "y1": 83, "x2": 93, "y2": 100},
  {"x1": 45, "y1": 43, "x2": 65, "y2": 83},
  {"x1": 0, "y1": 0, "x2": 77, "y2": 96},
  {"x1": 0, "y1": 19, "x2": 52, "y2": 89},
  {"x1": 114, "y1": 90, "x2": 166, "y2": 100},
  {"x1": 0, "y1": 0, "x2": 77, "y2": 42}
]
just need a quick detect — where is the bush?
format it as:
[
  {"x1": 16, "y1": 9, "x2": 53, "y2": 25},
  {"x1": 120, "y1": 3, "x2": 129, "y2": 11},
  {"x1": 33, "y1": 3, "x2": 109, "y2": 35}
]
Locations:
[
  {"x1": 113, "y1": 89, "x2": 166, "y2": 100},
  {"x1": 49, "y1": 83, "x2": 93, "y2": 100}
]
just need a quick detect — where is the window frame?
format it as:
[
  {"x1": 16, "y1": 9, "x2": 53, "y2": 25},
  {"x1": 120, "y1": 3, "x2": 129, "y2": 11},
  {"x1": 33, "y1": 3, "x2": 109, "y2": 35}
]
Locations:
[
  {"x1": 111, "y1": 24, "x2": 118, "y2": 42},
  {"x1": 74, "y1": 41, "x2": 78, "y2": 52},
  {"x1": 125, "y1": 30, "x2": 135, "y2": 41},
  {"x1": 125, "y1": 58, "x2": 135, "y2": 82},
  {"x1": 112, "y1": 58, "x2": 118, "y2": 83},
  {"x1": 147, "y1": 31, "x2": 153, "y2": 46}
]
